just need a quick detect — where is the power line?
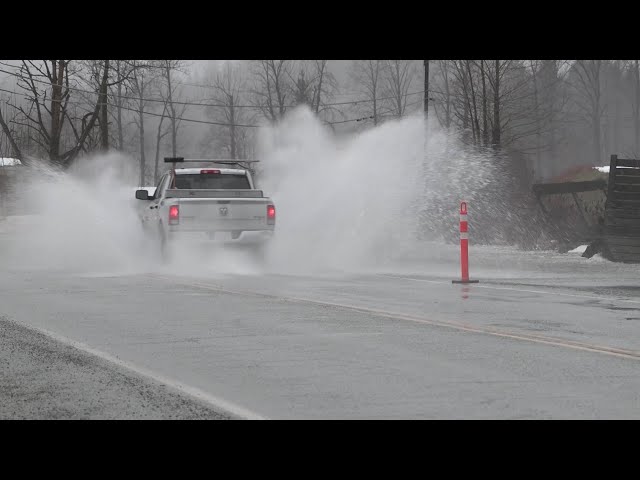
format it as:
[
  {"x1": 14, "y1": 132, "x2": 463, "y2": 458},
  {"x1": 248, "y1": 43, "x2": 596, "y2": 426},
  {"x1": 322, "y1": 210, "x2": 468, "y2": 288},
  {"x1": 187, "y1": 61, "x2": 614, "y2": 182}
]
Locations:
[
  {"x1": 180, "y1": 79, "x2": 379, "y2": 102},
  {"x1": 0, "y1": 86, "x2": 410, "y2": 128},
  {"x1": 0, "y1": 66, "x2": 425, "y2": 111},
  {"x1": 0, "y1": 62, "x2": 431, "y2": 130},
  {"x1": 0, "y1": 86, "x2": 261, "y2": 128}
]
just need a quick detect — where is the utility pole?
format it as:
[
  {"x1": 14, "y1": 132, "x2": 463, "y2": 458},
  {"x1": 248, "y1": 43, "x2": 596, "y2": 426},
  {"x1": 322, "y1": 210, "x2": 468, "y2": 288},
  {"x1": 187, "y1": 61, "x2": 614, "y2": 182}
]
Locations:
[
  {"x1": 423, "y1": 60, "x2": 430, "y2": 190},
  {"x1": 100, "y1": 60, "x2": 110, "y2": 152},
  {"x1": 424, "y1": 60, "x2": 429, "y2": 120}
]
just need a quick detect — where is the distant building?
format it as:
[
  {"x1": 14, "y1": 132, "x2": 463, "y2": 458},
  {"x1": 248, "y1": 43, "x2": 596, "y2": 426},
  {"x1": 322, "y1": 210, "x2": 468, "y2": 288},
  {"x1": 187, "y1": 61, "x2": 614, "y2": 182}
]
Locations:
[
  {"x1": 0, "y1": 157, "x2": 26, "y2": 217},
  {"x1": 0, "y1": 157, "x2": 22, "y2": 167}
]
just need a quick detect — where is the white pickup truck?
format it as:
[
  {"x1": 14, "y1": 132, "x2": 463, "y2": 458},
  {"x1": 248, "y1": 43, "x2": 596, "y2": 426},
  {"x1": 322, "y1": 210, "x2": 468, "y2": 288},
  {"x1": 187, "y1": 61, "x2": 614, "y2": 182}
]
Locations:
[{"x1": 135, "y1": 158, "x2": 275, "y2": 259}]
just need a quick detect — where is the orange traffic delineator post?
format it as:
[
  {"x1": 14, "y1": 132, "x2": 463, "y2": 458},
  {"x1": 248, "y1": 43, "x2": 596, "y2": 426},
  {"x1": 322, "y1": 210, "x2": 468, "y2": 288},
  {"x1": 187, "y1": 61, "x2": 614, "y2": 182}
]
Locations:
[{"x1": 452, "y1": 201, "x2": 479, "y2": 284}]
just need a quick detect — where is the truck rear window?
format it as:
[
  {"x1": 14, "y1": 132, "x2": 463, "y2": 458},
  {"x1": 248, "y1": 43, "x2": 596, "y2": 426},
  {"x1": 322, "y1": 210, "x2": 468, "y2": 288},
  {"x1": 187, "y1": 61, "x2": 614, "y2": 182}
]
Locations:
[{"x1": 174, "y1": 174, "x2": 251, "y2": 190}]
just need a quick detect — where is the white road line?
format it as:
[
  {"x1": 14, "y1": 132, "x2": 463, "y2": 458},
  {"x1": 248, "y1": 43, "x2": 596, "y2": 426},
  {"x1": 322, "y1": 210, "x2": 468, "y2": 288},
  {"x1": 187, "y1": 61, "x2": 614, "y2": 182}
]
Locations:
[
  {"x1": 379, "y1": 274, "x2": 640, "y2": 305},
  {"x1": 150, "y1": 274, "x2": 640, "y2": 362},
  {"x1": 11, "y1": 320, "x2": 268, "y2": 420}
]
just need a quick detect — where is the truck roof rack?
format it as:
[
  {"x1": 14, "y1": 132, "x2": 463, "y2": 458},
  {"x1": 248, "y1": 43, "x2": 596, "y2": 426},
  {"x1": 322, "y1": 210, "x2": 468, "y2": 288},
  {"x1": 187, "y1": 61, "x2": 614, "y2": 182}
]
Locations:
[
  {"x1": 164, "y1": 158, "x2": 260, "y2": 188},
  {"x1": 164, "y1": 157, "x2": 259, "y2": 170},
  {"x1": 164, "y1": 158, "x2": 259, "y2": 164},
  {"x1": 164, "y1": 158, "x2": 260, "y2": 162}
]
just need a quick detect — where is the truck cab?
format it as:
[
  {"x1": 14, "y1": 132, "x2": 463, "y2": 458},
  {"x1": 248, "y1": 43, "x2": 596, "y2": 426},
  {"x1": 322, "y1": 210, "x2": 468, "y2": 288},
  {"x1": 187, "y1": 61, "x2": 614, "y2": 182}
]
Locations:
[{"x1": 135, "y1": 158, "x2": 276, "y2": 259}]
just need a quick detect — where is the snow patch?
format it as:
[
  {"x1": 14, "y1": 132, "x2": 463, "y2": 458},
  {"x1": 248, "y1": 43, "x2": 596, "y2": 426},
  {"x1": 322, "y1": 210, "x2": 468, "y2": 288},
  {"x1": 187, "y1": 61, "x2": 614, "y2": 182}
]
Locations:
[
  {"x1": 569, "y1": 245, "x2": 588, "y2": 254},
  {"x1": 0, "y1": 157, "x2": 22, "y2": 166},
  {"x1": 595, "y1": 165, "x2": 637, "y2": 173}
]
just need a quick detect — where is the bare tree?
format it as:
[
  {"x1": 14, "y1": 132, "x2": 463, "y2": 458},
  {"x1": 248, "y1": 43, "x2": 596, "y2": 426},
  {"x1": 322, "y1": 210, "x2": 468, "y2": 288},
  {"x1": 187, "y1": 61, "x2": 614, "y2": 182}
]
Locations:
[
  {"x1": 635, "y1": 60, "x2": 640, "y2": 156},
  {"x1": 130, "y1": 63, "x2": 153, "y2": 186},
  {"x1": 349, "y1": 60, "x2": 384, "y2": 126},
  {"x1": 250, "y1": 60, "x2": 292, "y2": 122},
  {"x1": 449, "y1": 60, "x2": 473, "y2": 141},
  {"x1": 290, "y1": 66, "x2": 314, "y2": 108},
  {"x1": 311, "y1": 60, "x2": 336, "y2": 115},
  {"x1": 78, "y1": 60, "x2": 113, "y2": 151},
  {"x1": 466, "y1": 61, "x2": 481, "y2": 144},
  {"x1": 108, "y1": 60, "x2": 139, "y2": 150},
  {"x1": 569, "y1": 60, "x2": 604, "y2": 164},
  {"x1": 480, "y1": 60, "x2": 489, "y2": 146},
  {"x1": 99, "y1": 60, "x2": 110, "y2": 151},
  {"x1": 206, "y1": 62, "x2": 253, "y2": 159},
  {"x1": 160, "y1": 60, "x2": 188, "y2": 157},
  {"x1": 154, "y1": 100, "x2": 170, "y2": 183},
  {"x1": 1, "y1": 60, "x2": 109, "y2": 167},
  {"x1": 287, "y1": 60, "x2": 340, "y2": 120},
  {"x1": 491, "y1": 59, "x2": 502, "y2": 148},
  {"x1": 382, "y1": 60, "x2": 417, "y2": 118},
  {"x1": 431, "y1": 61, "x2": 453, "y2": 131},
  {"x1": 482, "y1": 60, "x2": 534, "y2": 151}
]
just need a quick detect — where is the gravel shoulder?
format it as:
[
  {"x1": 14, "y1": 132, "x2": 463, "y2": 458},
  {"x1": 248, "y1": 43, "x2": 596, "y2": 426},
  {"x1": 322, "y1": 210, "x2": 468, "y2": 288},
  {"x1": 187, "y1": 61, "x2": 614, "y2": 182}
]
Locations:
[{"x1": 0, "y1": 316, "x2": 231, "y2": 420}]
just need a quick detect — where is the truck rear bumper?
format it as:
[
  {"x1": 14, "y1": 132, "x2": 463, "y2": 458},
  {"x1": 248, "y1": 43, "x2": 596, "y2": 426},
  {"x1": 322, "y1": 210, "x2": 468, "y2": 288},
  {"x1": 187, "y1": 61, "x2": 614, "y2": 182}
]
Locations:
[{"x1": 167, "y1": 228, "x2": 274, "y2": 245}]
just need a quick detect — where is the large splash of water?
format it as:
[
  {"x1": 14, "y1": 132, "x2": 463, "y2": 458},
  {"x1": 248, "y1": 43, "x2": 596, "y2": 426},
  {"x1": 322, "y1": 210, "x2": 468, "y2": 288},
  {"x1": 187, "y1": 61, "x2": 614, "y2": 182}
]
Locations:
[
  {"x1": 257, "y1": 108, "x2": 424, "y2": 273},
  {"x1": 256, "y1": 106, "x2": 522, "y2": 273},
  {"x1": 0, "y1": 107, "x2": 540, "y2": 278},
  {"x1": 0, "y1": 152, "x2": 154, "y2": 274}
]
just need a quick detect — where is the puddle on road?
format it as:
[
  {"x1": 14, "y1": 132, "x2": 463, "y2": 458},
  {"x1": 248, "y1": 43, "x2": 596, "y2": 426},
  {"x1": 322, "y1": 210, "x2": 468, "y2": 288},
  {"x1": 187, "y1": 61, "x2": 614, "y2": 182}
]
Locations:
[{"x1": 607, "y1": 306, "x2": 640, "y2": 311}]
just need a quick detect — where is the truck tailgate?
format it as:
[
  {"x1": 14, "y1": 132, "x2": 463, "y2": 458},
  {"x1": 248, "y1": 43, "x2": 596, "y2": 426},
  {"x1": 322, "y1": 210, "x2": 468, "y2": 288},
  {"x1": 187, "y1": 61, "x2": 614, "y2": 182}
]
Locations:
[{"x1": 172, "y1": 197, "x2": 272, "y2": 231}]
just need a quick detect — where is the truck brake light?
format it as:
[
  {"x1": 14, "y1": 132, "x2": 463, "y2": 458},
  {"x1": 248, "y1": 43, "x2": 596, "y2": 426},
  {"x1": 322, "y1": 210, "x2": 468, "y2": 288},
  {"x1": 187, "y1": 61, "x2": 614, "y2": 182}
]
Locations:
[
  {"x1": 201, "y1": 169, "x2": 220, "y2": 174},
  {"x1": 169, "y1": 205, "x2": 179, "y2": 225},
  {"x1": 267, "y1": 204, "x2": 275, "y2": 225}
]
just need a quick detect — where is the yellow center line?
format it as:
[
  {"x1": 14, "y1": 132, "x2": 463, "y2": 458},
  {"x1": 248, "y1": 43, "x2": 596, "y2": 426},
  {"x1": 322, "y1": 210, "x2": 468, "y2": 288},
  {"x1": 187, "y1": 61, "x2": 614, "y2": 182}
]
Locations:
[{"x1": 148, "y1": 274, "x2": 640, "y2": 362}]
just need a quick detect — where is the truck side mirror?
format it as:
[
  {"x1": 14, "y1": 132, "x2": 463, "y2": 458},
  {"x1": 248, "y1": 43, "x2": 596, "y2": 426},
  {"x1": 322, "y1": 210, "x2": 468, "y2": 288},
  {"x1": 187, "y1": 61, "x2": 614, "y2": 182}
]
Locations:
[{"x1": 135, "y1": 189, "x2": 150, "y2": 200}]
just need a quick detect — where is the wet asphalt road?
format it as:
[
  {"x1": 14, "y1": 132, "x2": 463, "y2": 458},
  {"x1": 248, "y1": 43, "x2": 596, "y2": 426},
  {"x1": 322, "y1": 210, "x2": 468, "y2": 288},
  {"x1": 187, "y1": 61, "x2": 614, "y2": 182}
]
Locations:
[{"x1": 1, "y1": 241, "x2": 640, "y2": 419}]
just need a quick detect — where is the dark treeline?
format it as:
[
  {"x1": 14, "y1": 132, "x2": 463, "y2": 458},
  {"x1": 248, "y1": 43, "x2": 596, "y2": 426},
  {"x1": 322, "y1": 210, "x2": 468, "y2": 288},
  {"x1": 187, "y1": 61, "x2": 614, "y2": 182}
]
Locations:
[{"x1": 1, "y1": 60, "x2": 638, "y2": 186}]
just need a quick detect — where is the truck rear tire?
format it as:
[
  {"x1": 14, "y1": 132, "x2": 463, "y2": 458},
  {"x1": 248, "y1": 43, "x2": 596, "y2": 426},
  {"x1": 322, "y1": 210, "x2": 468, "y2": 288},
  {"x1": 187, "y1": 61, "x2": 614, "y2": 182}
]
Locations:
[
  {"x1": 251, "y1": 242, "x2": 270, "y2": 265},
  {"x1": 158, "y1": 224, "x2": 171, "y2": 263}
]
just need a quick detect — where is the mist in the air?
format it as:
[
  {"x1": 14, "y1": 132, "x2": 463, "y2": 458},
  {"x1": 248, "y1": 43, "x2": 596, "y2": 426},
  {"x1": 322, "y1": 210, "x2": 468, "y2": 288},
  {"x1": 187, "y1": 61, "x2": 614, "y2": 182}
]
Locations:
[
  {"x1": 0, "y1": 106, "x2": 535, "y2": 278},
  {"x1": 0, "y1": 153, "x2": 155, "y2": 275},
  {"x1": 256, "y1": 106, "x2": 518, "y2": 274}
]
